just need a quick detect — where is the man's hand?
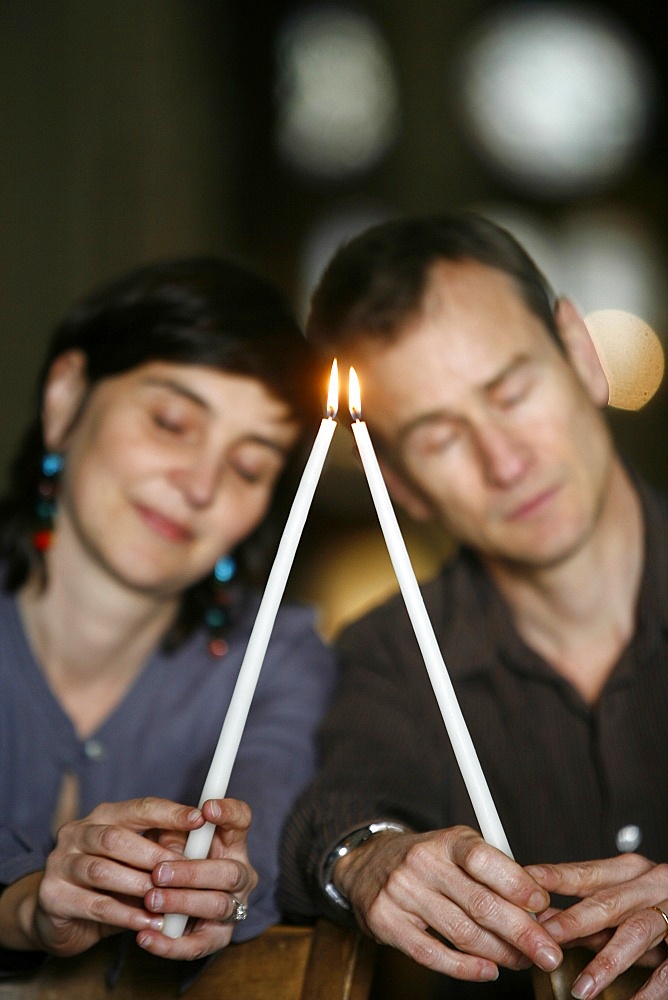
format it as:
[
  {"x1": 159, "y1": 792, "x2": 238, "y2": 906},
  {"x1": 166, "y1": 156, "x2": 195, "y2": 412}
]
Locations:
[
  {"x1": 526, "y1": 855, "x2": 668, "y2": 1000},
  {"x1": 334, "y1": 824, "x2": 562, "y2": 982}
]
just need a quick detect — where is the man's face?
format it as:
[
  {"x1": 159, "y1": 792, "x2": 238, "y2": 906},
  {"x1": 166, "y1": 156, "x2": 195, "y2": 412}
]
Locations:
[{"x1": 349, "y1": 259, "x2": 613, "y2": 571}]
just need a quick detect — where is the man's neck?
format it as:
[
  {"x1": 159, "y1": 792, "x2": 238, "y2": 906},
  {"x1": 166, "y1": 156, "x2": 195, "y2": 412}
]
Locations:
[{"x1": 485, "y1": 462, "x2": 644, "y2": 704}]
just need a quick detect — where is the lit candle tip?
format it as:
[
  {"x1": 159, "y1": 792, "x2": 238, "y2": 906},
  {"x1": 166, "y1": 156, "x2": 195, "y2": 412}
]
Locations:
[
  {"x1": 327, "y1": 358, "x2": 339, "y2": 419},
  {"x1": 348, "y1": 366, "x2": 362, "y2": 421}
]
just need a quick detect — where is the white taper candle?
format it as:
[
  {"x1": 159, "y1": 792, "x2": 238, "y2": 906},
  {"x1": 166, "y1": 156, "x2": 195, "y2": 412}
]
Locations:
[
  {"x1": 348, "y1": 366, "x2": 512, "y2": 858},
  {"x1": 162, "y1": 361, "x2": 339, "y2": 938}
]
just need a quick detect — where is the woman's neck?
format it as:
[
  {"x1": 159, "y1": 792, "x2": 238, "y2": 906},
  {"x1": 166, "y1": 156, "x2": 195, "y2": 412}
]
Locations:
[{"x1": 18, "y1": 541, "x2": 179, "y2": 738}]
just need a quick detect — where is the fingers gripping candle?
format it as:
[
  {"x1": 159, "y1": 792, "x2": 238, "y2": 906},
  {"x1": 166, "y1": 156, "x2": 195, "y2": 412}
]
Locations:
[
  {"x1": 348, "y1": 366, "x2": 512, "y2": 858},
  {"x1": 162, "y1": 361, "x2": 339, "y2": 939}
]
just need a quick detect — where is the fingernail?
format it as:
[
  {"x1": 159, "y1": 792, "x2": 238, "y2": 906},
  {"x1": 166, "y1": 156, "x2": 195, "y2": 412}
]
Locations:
[
  {"x1": 480, "y1": 965, "x2": 499, "y2": 982},
  {"x1": 187, "y1": 808, "x2": 202, "y2": 824},
  {"x1": 147, "y1": 890, "x2": 164, "y2": 911},
  {"x1": 571, "y1": 973, "x2": 595, "y2": 1000},
  {"x1": 137, "y1": 931, "x2": 150, "y2": 949},
  {"x1": 154, "y1": 863, "x2": 173, "y2": 885},
  {"x1": 139, "y1": 913, "x2": 164, "y2": 931},
  {"x1": 535, "y1": 945, "x2": 561, "y2": 972},
  {"x1": 528, "y1": 890, "x2": 548, "y2": 912},
  {"x1": 530, "y1": 866, "x2": 547, "y2": 879},
  {"x1": 207, "y1": 800, "x2": 221, "y2": 820}
]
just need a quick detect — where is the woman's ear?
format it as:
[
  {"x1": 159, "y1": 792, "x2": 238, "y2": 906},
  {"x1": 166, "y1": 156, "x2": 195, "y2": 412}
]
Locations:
[
  {"x1": 555, "y1": 298, "x2": 610, "y2": 407},
  {"x1": 42, "y1": 350, "x2": 89, "y2": 451}
]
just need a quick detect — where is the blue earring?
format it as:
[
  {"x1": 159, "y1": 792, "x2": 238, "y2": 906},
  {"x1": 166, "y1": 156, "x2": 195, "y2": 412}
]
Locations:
[
  {"x1": 206, "y1": 555, "x2": 236, "y2": 657},
  {"x1": 33, "y1": 452, "x2": 63, "y2": 552}
]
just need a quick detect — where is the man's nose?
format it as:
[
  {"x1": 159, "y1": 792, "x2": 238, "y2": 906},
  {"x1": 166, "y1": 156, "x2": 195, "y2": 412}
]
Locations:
[{"x1": 474, "y1": 423, "x2": 530, "y2": 487}]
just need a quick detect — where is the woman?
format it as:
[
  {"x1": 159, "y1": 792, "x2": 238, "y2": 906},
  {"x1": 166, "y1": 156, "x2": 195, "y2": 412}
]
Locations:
[{"x1": 0, "y1": 256, "x2": 337, "y2": 969}]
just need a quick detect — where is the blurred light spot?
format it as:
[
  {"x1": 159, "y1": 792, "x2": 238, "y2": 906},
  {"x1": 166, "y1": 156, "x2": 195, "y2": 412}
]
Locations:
[
  {"x1": 297, "y1": 203, "x2": 391, "y2": 320},
  {"x1": 558, "y1": 209, "x2": 666, "y2": 327},
  {"x1": 457, "y1": 3, "x2": 656, "y2": 196},
  {"x1": 585, "y1": 309, "x2": 664, "y2": 410},
  {"x1": 474, "y1": 202, "x2": 666, "y2": 331},
  {"x1": 274, "y1": 5, "x2": 400, "y2": 179}
]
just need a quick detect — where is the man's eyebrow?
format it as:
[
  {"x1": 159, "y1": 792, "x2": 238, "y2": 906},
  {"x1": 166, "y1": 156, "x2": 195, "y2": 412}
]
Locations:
[
  {"x1": 485, "y1": 354, "x2": 532, "y2": 393},
  {"x1": 394, "y1": 410, "x2": 457, "y2": 449},
  {"x1": 392, "y1": 355, "x2": 533, "y2": 448}
]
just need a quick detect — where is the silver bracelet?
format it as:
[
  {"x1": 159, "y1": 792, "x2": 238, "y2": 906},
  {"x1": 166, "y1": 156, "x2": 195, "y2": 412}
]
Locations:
[{"x1": 322, "y1": 821, "x2": 408, "y2": 912}]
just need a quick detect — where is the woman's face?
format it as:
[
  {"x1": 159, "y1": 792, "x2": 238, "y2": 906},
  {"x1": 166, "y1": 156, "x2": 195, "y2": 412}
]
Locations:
[{"x1": 46, "y1": 356, "x2": 301, "y2": 597}]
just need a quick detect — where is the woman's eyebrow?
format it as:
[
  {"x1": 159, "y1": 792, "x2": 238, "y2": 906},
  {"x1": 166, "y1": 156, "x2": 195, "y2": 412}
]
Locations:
[{"x1": 142, "y1": 376, "x2": 210, "y2": 410}]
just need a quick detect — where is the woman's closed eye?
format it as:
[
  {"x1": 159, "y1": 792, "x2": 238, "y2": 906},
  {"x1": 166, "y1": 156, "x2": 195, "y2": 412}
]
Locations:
[
  {"x1": 150, "y1": 401, "x2": 203, "y2": 440},
  {"x1": 230, "y1": 444, "x2": 285, "y2": 486}
]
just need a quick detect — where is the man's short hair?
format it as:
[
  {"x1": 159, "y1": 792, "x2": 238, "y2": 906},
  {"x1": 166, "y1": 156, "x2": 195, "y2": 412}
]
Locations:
[{"x1": 307, "y1": 210, "x2": 558, "y2": 351}]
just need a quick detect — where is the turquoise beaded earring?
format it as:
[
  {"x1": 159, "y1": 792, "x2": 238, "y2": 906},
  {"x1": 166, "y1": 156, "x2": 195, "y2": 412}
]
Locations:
[
  {"x1": 33, "y1": 452, "x2": 63, "y2": 552},
  {"x1": 206, "y1": 554, "x2": 236, "y2": 657}
]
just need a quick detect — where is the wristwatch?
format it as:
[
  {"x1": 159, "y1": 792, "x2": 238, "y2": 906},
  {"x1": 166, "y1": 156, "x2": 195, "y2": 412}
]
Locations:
[{"x1": 321, "y1": 821, "x2": 408, "y2": 911}]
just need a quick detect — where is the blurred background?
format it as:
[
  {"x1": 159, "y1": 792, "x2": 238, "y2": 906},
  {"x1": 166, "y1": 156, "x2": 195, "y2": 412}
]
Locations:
[{"x1": 2, "y1": 0, "x2": 666, "y2": 637}]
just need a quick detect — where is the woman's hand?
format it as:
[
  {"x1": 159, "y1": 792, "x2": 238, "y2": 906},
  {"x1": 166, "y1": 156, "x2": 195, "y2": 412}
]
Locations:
[
  {"x1": 138, "y1": 796, "x2": 258, "y2": 960},
  {"x1": 0, "y1": 796, "x2": 257, "y2": 963},
  {"x1": 526, "y1": 855, "x2": 668, "y2": 999}
]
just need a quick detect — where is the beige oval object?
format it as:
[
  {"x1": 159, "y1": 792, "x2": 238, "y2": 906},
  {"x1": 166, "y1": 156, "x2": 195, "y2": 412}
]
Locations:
[{"x1": 584, "y1": 309, "x2": 665, "y2": 410}]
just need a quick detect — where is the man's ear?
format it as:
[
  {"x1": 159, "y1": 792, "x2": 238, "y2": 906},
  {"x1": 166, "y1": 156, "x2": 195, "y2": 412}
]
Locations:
[
  {"x1": 554, "y1": 298, "x2": 609, "y2": 407},
  {"x1": 376, "y1": 454, "x2": 435, "y2": 522},
  {"x1": 42, "y1": 350, "x2": 89, "y2": 451}
]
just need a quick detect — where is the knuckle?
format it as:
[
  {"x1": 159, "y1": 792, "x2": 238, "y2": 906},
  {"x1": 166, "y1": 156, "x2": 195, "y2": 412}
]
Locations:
[
  {"x1": 467, "y1": 887, "x2": 499, "y2": 924},
  {"x1": 593, "y1": 951, "x2": 621, "y2": 980},
  {"x1": 624, "y1": 912, "x2": 654, "y2": 947},
  {"x1": 403, "y1": 840, "x2": 434, "y2": 874},
  {"x1": 561, "y1": 861, "x2": 593, "y2": 889},
  {"x1": 624, "y1": 853, "x2": 652, "y2": 876},
  {"x1": 38, "y1": 879, "x2": 60, "y2": 912},
  {"x1": 88, "y1": 893, "x2": 115, "y2": 922},
  {"x1": 84, "y1": 857, "x2": 109, "y2": 885},
  {"x1": 656, "y1": 961, "x2": 668, "y2": 984},
  {"x1": 365, "y1": 895, "x2": 395, "y2": 937},
  {"x1": 135, "y1": 796, "x2": 161, "y2": 817},
  {"x1": 408, "y1": 937, "x2": 440, "y2": 969},
  {"x1": 513, "y1": 921, "x2": 542, "y2": 954},
  {"x1": 98, "y1": 824, "x2": 123, "y2": 854},
  {"x1": 452, "y1": 919, "x2": 485, "y2": 950},
  {"x1": 54, "y1": 819, "x2": 79, "y2": 847},
  {"x1": 231, "y1": 798, "x2": 252, "y2": 827}
]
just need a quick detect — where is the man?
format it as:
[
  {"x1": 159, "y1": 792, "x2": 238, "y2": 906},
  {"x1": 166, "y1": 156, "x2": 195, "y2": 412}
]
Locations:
[{"x1": 279, "y1": 212, "x2": 668, "y2": 998}]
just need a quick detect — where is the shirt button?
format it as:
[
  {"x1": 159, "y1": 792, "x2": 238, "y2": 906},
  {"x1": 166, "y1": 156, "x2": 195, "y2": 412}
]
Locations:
[
  {"x1": 616, "y1": 824, "x2": 642, "y2": 852},
  {"x1": 83, "y1": 739, "x2": 105, "y2": 761}
]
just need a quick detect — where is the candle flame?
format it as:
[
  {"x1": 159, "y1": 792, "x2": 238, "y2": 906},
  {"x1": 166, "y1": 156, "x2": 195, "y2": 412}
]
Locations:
[
  {"x1": 348, "y1": 366, "x2": 362, "y2": 421},
  {"x1": 327, "y1": 359, "x2": 339, "y2": 418}
]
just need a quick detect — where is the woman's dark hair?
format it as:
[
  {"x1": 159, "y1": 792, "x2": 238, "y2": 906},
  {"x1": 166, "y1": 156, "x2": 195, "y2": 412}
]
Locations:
[
  {"x1": 307, "y1": 210, "x2": 559, "y2": 350},
  {"x1": 0, "y1": 256, "x2": 324, "y2": 648}
]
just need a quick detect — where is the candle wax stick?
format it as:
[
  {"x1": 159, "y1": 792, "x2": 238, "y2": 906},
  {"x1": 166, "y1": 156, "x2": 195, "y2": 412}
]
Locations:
[
  {"x1": 162, "y1": 411, "x2": 337, "y2": 939},
  {"x1": 351, "y1": 417, "x2": 513, "y2": 858}
]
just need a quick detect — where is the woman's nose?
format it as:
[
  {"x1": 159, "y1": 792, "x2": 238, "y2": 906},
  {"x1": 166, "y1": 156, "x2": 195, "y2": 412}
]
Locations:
[{"x1": 171, "y1": 452, "x2": 221, "y2": 508}]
